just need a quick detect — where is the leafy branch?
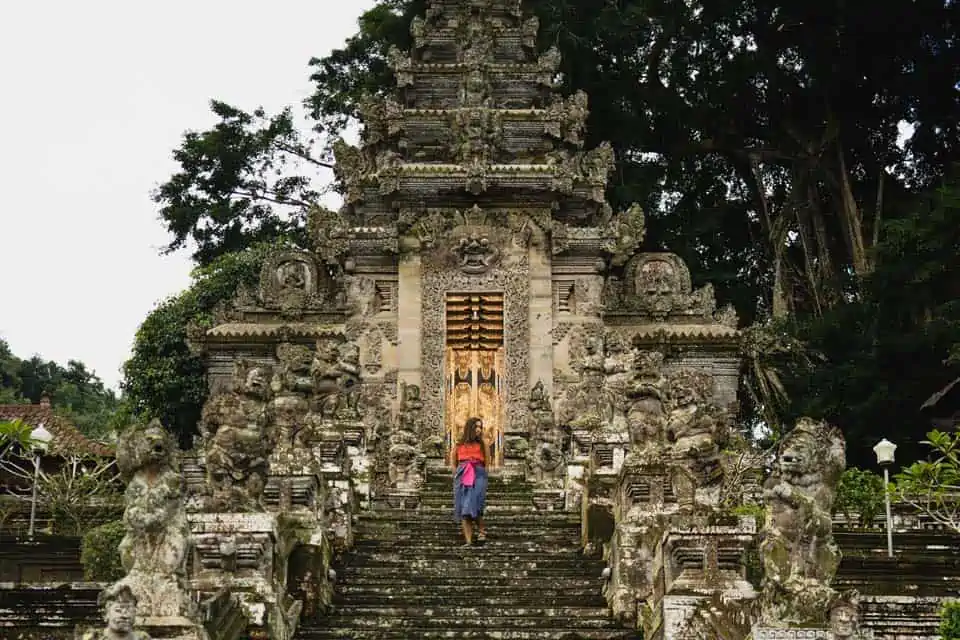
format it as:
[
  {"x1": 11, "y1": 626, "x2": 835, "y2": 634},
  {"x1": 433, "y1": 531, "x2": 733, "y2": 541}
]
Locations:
[{"x1": 894, "y1": 430, "x2": 960, "y2": 533}]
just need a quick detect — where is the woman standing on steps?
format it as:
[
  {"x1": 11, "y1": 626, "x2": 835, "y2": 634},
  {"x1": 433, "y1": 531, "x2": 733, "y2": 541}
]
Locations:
[{"x1": 453, "y1": 416, "x2": 488, "y2": 547}]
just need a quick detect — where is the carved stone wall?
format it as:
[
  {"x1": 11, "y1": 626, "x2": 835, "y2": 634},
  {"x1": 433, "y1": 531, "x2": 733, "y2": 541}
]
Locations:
[{"x1": 419, "y1": 223, "x2": 531, "y2": 447}]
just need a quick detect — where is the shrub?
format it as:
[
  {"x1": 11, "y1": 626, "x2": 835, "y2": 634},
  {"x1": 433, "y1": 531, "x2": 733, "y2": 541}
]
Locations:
[
  {"x1": 941, "y1": 600, "x2": 960, "y2": 639},
  {"x1": 835, "y1": 467, "x2": 885, "y2": 528},
  {"x1": 80, "y1": 520, "x2": 125, "y2": 581}
]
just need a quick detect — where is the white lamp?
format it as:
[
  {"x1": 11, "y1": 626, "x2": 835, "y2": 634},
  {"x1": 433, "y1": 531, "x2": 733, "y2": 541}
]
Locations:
[
  {"x1": 873, "y1": 438, "x2": 897, "y2": 557},
  {"x1": 873, "y1": 438, "x2": 897, "y2": 466},
  {"x1": 27, "y1": 424, "x2": 53, "y2": 539}
]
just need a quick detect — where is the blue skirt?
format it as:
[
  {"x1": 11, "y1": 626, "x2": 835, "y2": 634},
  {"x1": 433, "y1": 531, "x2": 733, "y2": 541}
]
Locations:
[{"x1": 453, "y1": 463, "x2": 488, "y2": 521}]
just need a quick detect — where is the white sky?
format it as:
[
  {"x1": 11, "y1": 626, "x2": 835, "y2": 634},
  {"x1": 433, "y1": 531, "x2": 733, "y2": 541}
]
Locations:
[{"x1": 0, "y1": 0, "x2": 375, "y2": 391}]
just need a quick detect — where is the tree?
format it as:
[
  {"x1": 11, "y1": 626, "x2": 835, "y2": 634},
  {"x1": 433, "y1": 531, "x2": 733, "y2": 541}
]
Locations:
[
  {"x1": 122, "y1": 243, "x2": 280, "y2": 446},
  {"x1": 894, "y1": 430, "x2": 960, "y2": 533},
  {"x1": 305, "y1": 0, "x2": 959, "y2": 321},
  {"x1": 154, "y1": 102, "x2": 331, "y2": 267},
  {"x1": 786, "y1": 170, "x2": 960, "y2": 468},
  {"x1": 0, "y1": 339, "x2": 121, "y2": 439}
]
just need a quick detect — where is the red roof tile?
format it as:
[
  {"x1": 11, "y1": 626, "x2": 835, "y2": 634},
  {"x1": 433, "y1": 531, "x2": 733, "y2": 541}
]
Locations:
[{"x1": 0, "y1": 404, "x2": 115, "y2": 457}]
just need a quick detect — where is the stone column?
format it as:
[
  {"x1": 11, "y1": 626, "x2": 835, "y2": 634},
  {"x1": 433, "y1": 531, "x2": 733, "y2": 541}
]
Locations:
[
  {"x1": 397, "y1": 252, "x2": 423, "y2": 389},
  {"x1": 528, "y1": 239, "x2": 553, "y2": 395}
]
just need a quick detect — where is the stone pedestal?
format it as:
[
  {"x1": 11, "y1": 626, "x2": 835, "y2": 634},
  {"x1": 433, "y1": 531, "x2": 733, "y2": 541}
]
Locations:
[
  {"x1": 188, "y1": 513, "x2": 298, "y2": 640},
  {"x1": 135, "y1": 617, "x2": 209, "y2": 640},
  {"x1": 751, "y1": 628, "x2": 833, "y2": 639}
]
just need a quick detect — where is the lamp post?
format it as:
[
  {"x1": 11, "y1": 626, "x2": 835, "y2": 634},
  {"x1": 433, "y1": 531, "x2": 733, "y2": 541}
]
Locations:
[
  {"x1": 873, "y1": 438, "x2": 897, "y2": 558},
  {"x1": 27, "y1": 425, "x2": 53, "y2": 539}
]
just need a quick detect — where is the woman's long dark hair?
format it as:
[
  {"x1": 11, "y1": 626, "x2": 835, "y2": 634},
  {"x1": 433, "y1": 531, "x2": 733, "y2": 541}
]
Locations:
[{"x1": 461, "y1": 416, "x2": 484, "y2": 444}]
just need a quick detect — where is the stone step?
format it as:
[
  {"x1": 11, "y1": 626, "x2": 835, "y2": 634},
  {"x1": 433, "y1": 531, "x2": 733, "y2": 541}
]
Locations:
[
  {"x1": 351, "y1": 540, "x2": 584, "y2": 553},
  {"x1": 335, "y1": 576, "x2": 604, "y2": 591},
  {"x1": 333, "y1": 592, "x2": 608, "y2": 606},
  {"x1": 356, "y1": 512, "x2": 578, "y2": 524},
  {"x1": 304, "y1": 615, "x2": 623, "y2": 631},
  {"x1": 332, "y1": 605, "x2": 615, "y2": 618},
  {"x1": 299, "y1": 628, "x2": 637, "y2": 639},
  {"x1": 344, "y1": 553, "x2": 603, "y2": 575},
  {"x1": 349, "y1": 533, "x2": 582, "y2": 547},
  {"x1": 338, "y1": 566, "x2": 603, "y2": 580}
]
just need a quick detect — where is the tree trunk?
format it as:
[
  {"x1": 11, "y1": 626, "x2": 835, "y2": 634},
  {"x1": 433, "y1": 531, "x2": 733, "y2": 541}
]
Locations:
[{"x1": 835, "y1": 141, "x2": 871, "y2": 275}]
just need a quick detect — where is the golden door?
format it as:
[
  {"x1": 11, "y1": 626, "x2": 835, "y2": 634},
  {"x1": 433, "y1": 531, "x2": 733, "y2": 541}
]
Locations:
[{"x1": 445, "y1": 347, "x2": 505, "y2": 468}]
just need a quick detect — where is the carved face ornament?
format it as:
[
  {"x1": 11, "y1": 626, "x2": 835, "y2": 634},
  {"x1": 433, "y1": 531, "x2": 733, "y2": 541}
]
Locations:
[
  {"x1": 279, "y1": 261, "x2": 307, "y2": 291},
  {"x1": 105, "y1": 600, "x2": 135, "y2": 633},
  {"x1": 777, "y1": 430, "x2": 823, "y2": 481},
  {"x1": 830, "y1": 603, "x2": 857, "y2": 637},
  {"x1": 455, "y1": 233, "x2": 500, "y2": 274},
  {"x1": 244, "y1": 368, "x2": 269, "y2": 396},
  {"x1": 144, "y1": 427, "x2": 169, "y2": 465}
]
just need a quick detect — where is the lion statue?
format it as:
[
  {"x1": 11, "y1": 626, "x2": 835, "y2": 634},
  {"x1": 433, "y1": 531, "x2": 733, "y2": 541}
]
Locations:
[
  {"x1": 758, "y1": 417, "x2": 846, "y2": 625},
  {"x1": 114, "y1": 419, "x2": 193, "y2": 619}
]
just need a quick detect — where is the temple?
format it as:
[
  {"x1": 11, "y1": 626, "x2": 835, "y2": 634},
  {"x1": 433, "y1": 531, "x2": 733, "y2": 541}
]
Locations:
[{"x1": 141, "y1": 1, "x2": 874, "y2": 638}]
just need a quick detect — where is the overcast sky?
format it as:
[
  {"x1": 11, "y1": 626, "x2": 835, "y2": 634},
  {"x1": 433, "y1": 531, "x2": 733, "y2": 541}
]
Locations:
[{"x1": 0, "y1": 0, "x2": 374, "y2": 391}]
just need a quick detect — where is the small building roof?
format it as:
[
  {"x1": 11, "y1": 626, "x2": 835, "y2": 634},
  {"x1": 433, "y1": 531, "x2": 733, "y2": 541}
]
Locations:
[{"x1": 0, "y1": 400, "x2": 114, "y2": 457}]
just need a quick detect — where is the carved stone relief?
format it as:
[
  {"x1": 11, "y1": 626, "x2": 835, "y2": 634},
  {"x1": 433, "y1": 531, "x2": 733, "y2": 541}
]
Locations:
[
  {"x1": 249, "y1": 250, "x2": 338, "y2": 319},
  {"x1": 419, "y1": 224, "x2": 531, "y2": 447},
  {"x1": 606, "y1": 252, "x2": 717, "y2": 319}
]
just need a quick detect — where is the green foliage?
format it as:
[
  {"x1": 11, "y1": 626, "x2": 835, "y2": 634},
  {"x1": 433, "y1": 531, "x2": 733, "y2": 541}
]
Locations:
[
  {"x1": 834, "y1": 468, "x2": 886, "y2": 528},
  {"x1": 895, "y1": 430, "x2": 960, "y2": 533},
  {"x1": 154, "y1": 101, "x2": 322, "y2": 266},
  {"x1": 122, "y1": 243, "x2": 280, "y2": 446},
  {"x1": 941, "y1": 600, "x2": 960, "y2": 640},
  {"x1": 731, "y1": 503, "x2": 766, "y2": 530},
  {"x1": 80, "y1": 520, "x2": 126, "y2": 582},
  {"x1": 0, "y1": 338, "x2": 121, "y2": 439},
  {"x1": 787, "y1": 171, "x2": 960, "y2": 468}
]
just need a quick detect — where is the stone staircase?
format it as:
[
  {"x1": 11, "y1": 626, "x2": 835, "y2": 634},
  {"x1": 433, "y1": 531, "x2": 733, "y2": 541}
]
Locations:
[{"x1": 296, "y1": 471, "x2": 638, "y2": 639}]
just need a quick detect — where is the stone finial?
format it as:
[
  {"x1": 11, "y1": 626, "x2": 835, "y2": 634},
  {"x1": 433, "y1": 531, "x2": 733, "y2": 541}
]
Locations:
[{"x1": 759, "y1": 417, "x2": 846, "y2": 626}]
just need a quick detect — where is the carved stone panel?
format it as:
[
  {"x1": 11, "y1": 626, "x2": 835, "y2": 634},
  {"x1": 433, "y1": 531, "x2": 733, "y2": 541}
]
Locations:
[{"x1": 420, "y1": 228, "x2": 531, "y2": 446}]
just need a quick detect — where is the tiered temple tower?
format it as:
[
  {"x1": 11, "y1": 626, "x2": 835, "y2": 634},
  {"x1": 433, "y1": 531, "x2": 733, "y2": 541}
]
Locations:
[{"x1": 322, "y1": 0, "x2": 649, "y2": 481}]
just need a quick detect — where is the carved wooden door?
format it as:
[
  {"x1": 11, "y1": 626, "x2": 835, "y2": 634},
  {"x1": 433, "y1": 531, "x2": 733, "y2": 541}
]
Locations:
[{"x1": 444, "y1": 293, "x2": 504, "y2": 468}]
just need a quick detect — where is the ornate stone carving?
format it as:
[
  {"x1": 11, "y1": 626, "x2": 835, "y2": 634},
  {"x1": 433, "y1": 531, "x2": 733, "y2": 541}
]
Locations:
[
  {"x1": 358, "y1": 95, "x2": 405, "y2": 147},
  {"x1": 311, "y1": 336, "x2": 362, "y2": 420},
  {"x1": 420, "y1": 235, "x2": 530, "y2": 448},
  {"x1": 625, "y1": 350, "x2": 667, "y2": 455},
  {"x1": 601, "y1": 203, "x2": 646, "y2": 268},
  {"x1": 527, "y1": 380, "x2": 566, "y2": 485},
  {"x1": 270, "y1": 343, "x2": 314, "y2": 450},
  {"x1": 363, "y1": 327, "x2": 384, "y2": 374},
  {"x1": 664, "y1": 368, "x2": 729, "y2": 511},
  {"x1": 254, "y1": 250, "x2": 336, "y2": 318},
  {"x1": 455, "y1": 11, "x2": 497, "y2": 65},
  {"x1": 200, "y1": 360, "x2": 276, "y2": 512},
  {"x1": 115, "y1": 420, "x2": 194, "y2": 620},
  {"x1": 544, "y1": 91, "x2": 589, "y2": 148},
  {"x1": 611, "y1": 252, "x2": 717, "y2": 319},
  {"x1": 450, "y1": 107, "x2": 504, "y2": 164},
  {"x1": 759, "y1": 418, "x2": 846, "y2": 626},
  {"x1": 386, "y1": 46, "x2": 413, "y2": 88},
  {"x1": 829, "y1": 591, "x2": 873, "y2": 639},
  {"x1": 81, "y1": 583, "x2": 151, "y2": 640},
  {"x1": 331, "y1": 140, "x2": 371, "y2": 205},
  {"x1": 389, "y1": 382, "x2": 426, "y2": 490},
  {"x1": 453, "y1": 233, "x2": 501, "y2": 274}
]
